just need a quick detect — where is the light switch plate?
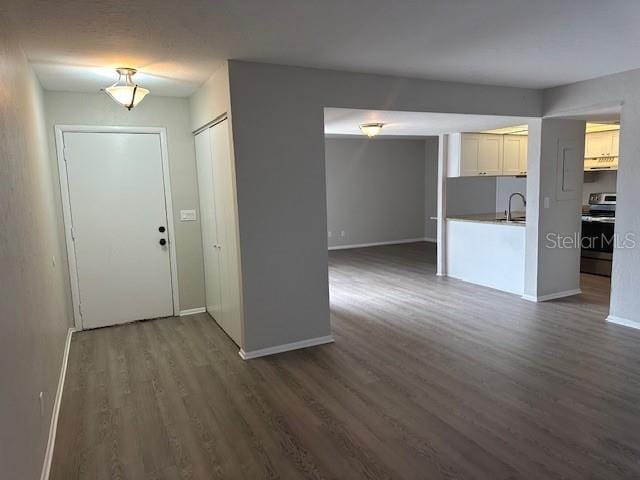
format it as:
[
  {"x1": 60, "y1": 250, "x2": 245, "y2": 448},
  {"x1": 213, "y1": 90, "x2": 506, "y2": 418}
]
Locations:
[{"x1": 180, "y1": 209, "x2": 197, "y2": 221}]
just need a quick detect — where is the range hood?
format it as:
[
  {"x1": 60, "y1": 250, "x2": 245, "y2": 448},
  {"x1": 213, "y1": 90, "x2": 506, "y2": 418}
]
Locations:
[{"x1": 584, "y1": 156, "x2": 618, "y2": 171}]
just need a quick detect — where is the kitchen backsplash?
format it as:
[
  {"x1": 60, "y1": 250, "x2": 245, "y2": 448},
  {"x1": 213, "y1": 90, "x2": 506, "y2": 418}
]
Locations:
[{"x1": 583, "y1": 170, "x2": 617, "y2": 204}]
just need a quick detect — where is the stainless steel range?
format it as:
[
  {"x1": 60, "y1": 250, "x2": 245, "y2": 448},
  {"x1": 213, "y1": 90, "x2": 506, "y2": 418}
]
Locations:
[{"x1": 581, "y1": 192, "x2": 615, "y2": 277}]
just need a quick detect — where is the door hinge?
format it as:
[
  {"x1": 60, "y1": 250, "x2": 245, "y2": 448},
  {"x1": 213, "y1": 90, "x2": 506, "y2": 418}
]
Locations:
[
  {"x1": 78, "y1": 303, "x2": 83, "y2": 317},
  {"x1": 71, "y1": 227, "x2": 76, "y2": 241},
  {"x1": 63, "y1": 147, "x2": 68, "y2": 162}
]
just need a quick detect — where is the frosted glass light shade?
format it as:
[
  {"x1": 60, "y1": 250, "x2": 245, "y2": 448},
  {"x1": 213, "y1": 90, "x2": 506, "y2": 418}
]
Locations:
[
  {"x1": 104, "y1": 68, "x2": 149, "y2": 110},
  {"x1": 359, "y1": 122, "x2": 384, "y2": 137}
]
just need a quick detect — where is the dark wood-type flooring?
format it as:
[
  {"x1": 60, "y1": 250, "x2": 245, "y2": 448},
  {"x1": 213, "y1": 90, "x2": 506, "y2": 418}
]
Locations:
[{"x1": 51, "y1": 242, "x2": 640, "y2": 479}]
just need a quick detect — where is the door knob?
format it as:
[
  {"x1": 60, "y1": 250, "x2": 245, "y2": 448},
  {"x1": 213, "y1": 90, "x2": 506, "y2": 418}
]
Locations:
[{"x1": 159, "y1": 238, "x2": 167, "y2": 246}]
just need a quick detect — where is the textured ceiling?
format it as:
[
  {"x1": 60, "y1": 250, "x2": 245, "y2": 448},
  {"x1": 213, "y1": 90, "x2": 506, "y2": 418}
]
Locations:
[{"x1": 5, "y1": 0, "x2": 640, "y2": 96}]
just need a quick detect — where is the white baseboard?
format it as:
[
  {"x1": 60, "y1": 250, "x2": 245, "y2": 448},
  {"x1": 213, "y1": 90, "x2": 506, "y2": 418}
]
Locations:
[
  {"x1": 41, "y1": 327, "x2": 75, "y2": 480},
  {"x1": 522, "y1": 288, "x2": 582, "y2": 303},
  {"x1": 424, "y1": 237, "x2": 437, "y2": 243},
  {"x1": 606, "y1": 315, "x2": 640, "y2": 330},
  {"x1": 179, "y1": 307, "x2": 206, "y2": 316},
  {"x1": 328, "y1": 238, "x2": 431, "y2": 251},
  {"x1": 239, "y1": 334, "x2": 334, "y2": 360}
]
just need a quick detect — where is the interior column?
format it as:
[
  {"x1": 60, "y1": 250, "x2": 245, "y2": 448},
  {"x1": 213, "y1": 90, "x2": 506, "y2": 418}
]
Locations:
[{"x1": 524, "y1": 118, "x2": 586, "y2": 301}]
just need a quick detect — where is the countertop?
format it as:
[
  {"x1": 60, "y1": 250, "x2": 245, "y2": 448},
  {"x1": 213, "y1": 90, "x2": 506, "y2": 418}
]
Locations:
[{"x1": 446, "y1": 212, "x2": 526, "y2": 226}]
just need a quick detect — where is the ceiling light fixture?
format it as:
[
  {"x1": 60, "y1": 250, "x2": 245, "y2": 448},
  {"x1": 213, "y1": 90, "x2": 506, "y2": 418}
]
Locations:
[
  {"x1": 359, "y1": 122, "x2": 384, "y2": 138},
  {"x1": 104, "y1": 68, "x2": 149, "y2": 110}
]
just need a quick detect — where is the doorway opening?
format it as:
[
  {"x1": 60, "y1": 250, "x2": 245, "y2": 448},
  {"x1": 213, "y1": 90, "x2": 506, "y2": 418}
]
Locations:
[
  {"x1": 579, "y1": 119, "x2": 620, "y2": 313},
  {"x1": 544, "y1": 103, "x2": 622, "y2": 318},
  {"x1": 322, "y1": 107, "x2": 536, "y2": 305}
]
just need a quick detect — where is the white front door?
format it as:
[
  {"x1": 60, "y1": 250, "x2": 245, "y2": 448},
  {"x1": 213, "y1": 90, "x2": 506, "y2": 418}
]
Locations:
[{"x1": 63, "y1": 131, "x2": 175, "y2": 329}]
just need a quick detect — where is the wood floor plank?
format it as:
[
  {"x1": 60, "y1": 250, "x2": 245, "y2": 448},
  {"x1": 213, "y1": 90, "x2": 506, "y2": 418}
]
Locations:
[{"x1": 50, "y1": 242, "x2": 640, "y2": 479}]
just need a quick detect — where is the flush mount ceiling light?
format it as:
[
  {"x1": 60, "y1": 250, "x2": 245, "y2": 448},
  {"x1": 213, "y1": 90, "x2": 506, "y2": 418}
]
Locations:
[
  {"x1": 104, "y1": 68, "x2": 149, "y2": 110},
  {"x1": 359, "y1": 122, "x2": 384, "y2": 138}
]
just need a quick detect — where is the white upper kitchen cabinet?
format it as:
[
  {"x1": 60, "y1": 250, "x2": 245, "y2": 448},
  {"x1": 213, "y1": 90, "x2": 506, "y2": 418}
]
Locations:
[
  {"x1": 585, "y1": 130, "x2": 618, "y2": 158},
  {"x1": 448, "y1": 133, "x2": 504, "y2": 177},
  {"x1": 502, "y1": 134, "x2": 528, "y2": 176}
]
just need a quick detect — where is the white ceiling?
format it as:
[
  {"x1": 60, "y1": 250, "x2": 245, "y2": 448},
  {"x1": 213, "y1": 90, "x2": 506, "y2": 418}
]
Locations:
[
  {"x1": 6, "y1": 1, "x2": 640, "y2": 97},
  {"x1": 324, "y1": 108, "x2": 534, "y2": 137}
]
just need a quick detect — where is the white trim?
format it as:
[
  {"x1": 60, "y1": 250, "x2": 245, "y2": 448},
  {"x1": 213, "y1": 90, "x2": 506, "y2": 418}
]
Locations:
[
  {"x1": 606, "y1": 315, "x2": 640, "y2": 330},
  {"x1": 40, "y1": 327, "x2": 74, "y2": 480},
  {"x1": 328, "y1": 238, "x2": 428, "y2": 251},
  {"x1": 239, "y1": 335, "x2": 334, "y2": 360},
  {"x1": 521, "y1": 288, "x2": 582, "y2": 302},
  {"x1": 424, "y1": 237, "x2": 437, "y2": 243},
  {"x1": 437, "y1": 134, "x2": 448, "y2": 276},
  {"x1": 158, "y1": 129, "x2": 182, "y2": 317},
  {"x1": 54, "y1": 125, "x2": 181, "y2": 330},
  {"x1": 179, "y1": 307, "x2": 206, "y2": 316}
]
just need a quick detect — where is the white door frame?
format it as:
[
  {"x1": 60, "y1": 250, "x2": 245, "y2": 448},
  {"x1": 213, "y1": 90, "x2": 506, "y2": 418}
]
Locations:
[{"x1": 55, "y1": 125, "x2": 180, "y2": 330}]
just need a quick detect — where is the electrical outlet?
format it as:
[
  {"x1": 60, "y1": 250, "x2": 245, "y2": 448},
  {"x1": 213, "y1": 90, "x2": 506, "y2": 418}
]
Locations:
[
  {"x1": 328, "y1": 231, "x2": 332, "y2": 238},
  {"x1": 340, "y1": 231, "x2": 345, "y2": 237},
  {"x1": 544, "y1": 197, "x2": 550, "y2": 209}
]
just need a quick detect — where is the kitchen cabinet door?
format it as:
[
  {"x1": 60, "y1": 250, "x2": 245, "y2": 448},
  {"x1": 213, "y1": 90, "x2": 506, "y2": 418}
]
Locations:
[
  {"x1": 585, "y1": 131, "x2": 614, "y2": 157},
  {"x1": 460, "y1": 134, "x2": 481, "y2": 176},
  {"x1": 502, "y1": 135, "x2": 527, "y2": 176},
  {"x1": 477, "y1": 134, "x2": 503, "y2": 176},
  {"x1": 519, "y1": 135, "x2": 528, "y2": 174}
]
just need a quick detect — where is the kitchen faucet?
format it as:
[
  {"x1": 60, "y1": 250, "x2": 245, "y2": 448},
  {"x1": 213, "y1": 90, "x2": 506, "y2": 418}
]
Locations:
[{"x1": 507, "y1": 192, "x2": 526, "y2": 222}]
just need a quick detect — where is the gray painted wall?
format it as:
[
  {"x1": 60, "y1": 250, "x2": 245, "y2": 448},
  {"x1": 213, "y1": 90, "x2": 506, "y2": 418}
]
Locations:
[
  {"x1": 446, "y1": 176, "x2": 528, "y2": 217},
  {"x1": 496, "y1": 177, "x2": 528, "y2": 214},
  {"x1": 225, "y1": 60, "x2": 542, "y2": 352},
  {"x1": 524, "y1": 118, "x2": 585, "y2": 299},
  {"x1": 189, "y1": 62, "x2": 231, "y2": 131},
  {"x1": 544, "y1": 69, "x2": 639, "y2": 322},
  {"x1": 446, "y1": 177, "x2": 498, "y2": 216},
  {"x1": 325, "y1": 137, "x2": 426, "y2": 248},
  {"x1": 445, "y1": 176, "x2": 530, "y2": 217},
  {"x1": 44, "y1": 92, "x2": 205, "y2": 311},
  {"x1": 0, "y1": 25, "x2": 72, "y2": 479}
]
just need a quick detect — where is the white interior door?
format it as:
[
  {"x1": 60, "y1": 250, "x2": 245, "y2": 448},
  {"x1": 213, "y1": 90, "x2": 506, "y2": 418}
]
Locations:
[
  {"x1": 210, "y1": 120, "x2": 243, "y2": 345},
  {"x1": 194, "y1": 130, "x2": 223, "y2": 321},
  {"x1": 63, "y1": 131, "x2": 175, "y2": 329}
]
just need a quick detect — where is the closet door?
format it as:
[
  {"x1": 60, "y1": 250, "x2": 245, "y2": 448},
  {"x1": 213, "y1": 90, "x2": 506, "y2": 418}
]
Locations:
[
  {"x1": 210, "y1": 119, "x2": 243, "y2": 345},
  {"x1": 195, "y1": 130, "x2": 223, "y2": 322}
]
